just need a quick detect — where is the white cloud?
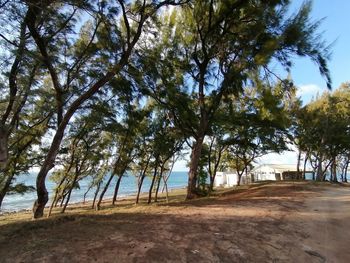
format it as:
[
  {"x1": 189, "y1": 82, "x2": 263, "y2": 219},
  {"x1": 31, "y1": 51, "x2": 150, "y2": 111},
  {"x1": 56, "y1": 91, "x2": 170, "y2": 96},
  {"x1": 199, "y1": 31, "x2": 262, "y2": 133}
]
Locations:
[{"x1": 296, "y1": 84, "x2": 322, "y2": 97}]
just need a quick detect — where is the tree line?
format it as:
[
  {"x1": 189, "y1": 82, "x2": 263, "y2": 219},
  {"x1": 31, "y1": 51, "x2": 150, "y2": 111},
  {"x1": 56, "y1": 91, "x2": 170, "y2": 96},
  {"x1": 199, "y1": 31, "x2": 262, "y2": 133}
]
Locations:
[{"x1": 0, "y1": 0, "x2": 335, "y2": 218}]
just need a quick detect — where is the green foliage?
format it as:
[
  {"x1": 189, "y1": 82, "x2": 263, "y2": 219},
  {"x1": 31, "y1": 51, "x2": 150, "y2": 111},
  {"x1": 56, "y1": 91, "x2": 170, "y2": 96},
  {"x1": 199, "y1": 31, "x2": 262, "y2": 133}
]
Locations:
[
  {"x1": 7, "y1": 183, "x2": 35, "y2": 195},
  {"x1": 0, "y1": 0, "x2": 335, "y2": 208}
]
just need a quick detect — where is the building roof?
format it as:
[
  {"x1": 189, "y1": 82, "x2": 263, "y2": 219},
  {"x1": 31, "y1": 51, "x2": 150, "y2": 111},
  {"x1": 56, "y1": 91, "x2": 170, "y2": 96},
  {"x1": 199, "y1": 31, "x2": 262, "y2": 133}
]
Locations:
[{"x1": 251, "y1": 164, "x2": 304, "y2": 173}]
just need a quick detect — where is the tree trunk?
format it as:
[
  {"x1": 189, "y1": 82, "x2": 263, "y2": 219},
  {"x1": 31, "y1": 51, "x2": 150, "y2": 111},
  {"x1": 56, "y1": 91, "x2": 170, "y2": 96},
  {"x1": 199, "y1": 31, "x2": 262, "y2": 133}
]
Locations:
[
  {"x1": 96, "y1": 173, "x2": 114, "y2": 210},
  {"x1": 0, "y1": 125, "x2": 8, "y2": 171},
  {"x1": 0, "y1": 172, "x2": 14, "y2": 209},
  {"x1": 59, "y1": 190, "x2": 68, "y2": 207},
  {"x1": 316, "y1": 154, "x2": 323, "y2": 181},
  {"x1": 135, "y1": 156, "x2": 151, "y2": 204},
  {"x1": 48, "y1": 175, "x2": 67, "y2": 217},
  {"x1": 187, "y1": 136, "x2": 205, "y2": 199},
  {"x1": 61, "y1": 171, "x2": 80, "y2": 213},
  {"x1": 32, "y1": 122, "x2": 66, "y2": 218},
  {"x1": 92, "y1": 181, "x2": 101, "y2": 209},
  {"x1": 148, "y1": 165, "x2": 158, "y2": 204},
  {"x1": 83, "y1": 183, "x2": 93, "y2": 204},
  {"x1": 237, "y1": 172, "x2": 244, "y2": 186},
  {"x1": 61, "y1": 185, "x2": 74, "y2": 214},
  {"x1": 331, "y1": 159, "x2": 337, "y2": 183},
  {"x1": 302, "y1": 153, "x2": 308, "y2": 180},
  {"x1": 344, "y1": 161, "x2": 349, "y2": 183},
  {"x1": 48, "y1": 191, "x2": 58, "y2": 217},
  {"x1": 162, "y1": 175, "x2": 169, "y2": 203},
  {"x1": 154, "y1": 165, "x2": 165, "y2": 202},
  {"x1": 136, "y1": 175, "x2": 145, "y2": 204},
  {"x1": 112, "y1": 175, "x2": 123, "y2": 206},
  {"x1": 297, "y1": 150, "x2": 301, "y2": 180}
]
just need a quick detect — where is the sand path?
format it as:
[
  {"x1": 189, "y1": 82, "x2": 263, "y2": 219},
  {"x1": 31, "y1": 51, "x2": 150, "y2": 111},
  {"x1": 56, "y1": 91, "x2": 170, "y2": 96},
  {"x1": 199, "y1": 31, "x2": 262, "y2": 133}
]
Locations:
[
  {"x1": 0, "y1": 182, "x2": 349, "y2": 262},
  {"x1": 300, "y1": 186, "x2": 350, "y2": 262}
]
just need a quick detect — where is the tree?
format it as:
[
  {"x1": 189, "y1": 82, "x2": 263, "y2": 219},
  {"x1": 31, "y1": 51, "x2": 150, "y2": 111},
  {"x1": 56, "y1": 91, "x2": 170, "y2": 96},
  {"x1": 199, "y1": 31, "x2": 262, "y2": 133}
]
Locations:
[
  {"x1": 21, "y1": 0, "x2": 189, "y2": 218},
  {"x1": 0, "y1": 2, "x2": 54, "y2": 208},
  {"x1": 294, "y1": 83, "x2": 350, "y2": 181},
  {"x1": 137, "y1": 0, "x2": 331, "y2": 199}
]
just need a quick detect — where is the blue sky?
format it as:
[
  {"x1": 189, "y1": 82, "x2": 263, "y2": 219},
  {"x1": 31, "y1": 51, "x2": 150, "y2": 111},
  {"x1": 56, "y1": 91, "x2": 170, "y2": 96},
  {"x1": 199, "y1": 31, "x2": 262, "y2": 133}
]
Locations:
[
  {"x1": 289, "y1": 0, "x2": 350, "y2": 103},
  {"x1": 173, "y1": 0, "x2": 350, "y2": 171}
]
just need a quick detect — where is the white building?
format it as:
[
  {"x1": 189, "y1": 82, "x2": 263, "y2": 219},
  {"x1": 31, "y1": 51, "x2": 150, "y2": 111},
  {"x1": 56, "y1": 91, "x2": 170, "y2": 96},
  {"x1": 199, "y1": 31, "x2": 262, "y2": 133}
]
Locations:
[
  {"x1": 251, "y1": 164, "x2": 304, "y2": 181},
  {"x1": 214, "y1": 171, "x2": 249, "y2": 187}
]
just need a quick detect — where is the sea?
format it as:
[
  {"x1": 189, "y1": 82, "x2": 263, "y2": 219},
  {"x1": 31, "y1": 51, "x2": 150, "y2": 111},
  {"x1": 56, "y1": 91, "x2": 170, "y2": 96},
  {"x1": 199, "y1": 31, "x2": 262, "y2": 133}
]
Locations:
[{"x1": 1, "y1": 171, "x2": 189, "y2": 213}]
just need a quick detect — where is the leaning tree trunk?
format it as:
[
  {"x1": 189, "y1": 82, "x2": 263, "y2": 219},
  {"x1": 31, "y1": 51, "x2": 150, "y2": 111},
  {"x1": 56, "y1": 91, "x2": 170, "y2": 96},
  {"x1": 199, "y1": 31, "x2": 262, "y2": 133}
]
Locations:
[
  {"x1": 92, "y1": 181, "x2": 102, "y2": 209},
  {"x1": 83, "y1": 183, "x2": 94, "y2": 204},
  {"x1": 96, "y1": 173, "x2": 114, "y2": 210},
  {"x1": 59, "y1": 190, "x2": 68, "y2": 207},
  {"x1": 112, "y1": 175, "x2": 123, "y2": 206},
  {"x1": 61, "y1": 171, "x2": 80, "y2": 214},
  {"x1": 136, "y1": 174, "x2": 145, "y2": 204},
  {"x1": 154, "y1": 165, "x2": 165, "y2": 202},
  {"x1": 48, "y1": 176, "x2": 67, "y2": 217},
  {"x1": 135, "y1": 156, "x2": 151, "y2": 204},
  {"x1": 148, "y1": 164, "x2": 158, "y2": 204},
  {"x1": 0, "y1": 172, "x2": 14, "y2": 209}
]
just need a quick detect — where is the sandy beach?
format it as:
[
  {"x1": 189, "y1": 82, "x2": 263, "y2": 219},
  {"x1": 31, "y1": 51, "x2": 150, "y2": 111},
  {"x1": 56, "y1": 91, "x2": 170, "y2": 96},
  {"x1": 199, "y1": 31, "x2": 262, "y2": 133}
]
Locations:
[{"x1": 0, "y1": 181, "x2": 349, "y2": 262}]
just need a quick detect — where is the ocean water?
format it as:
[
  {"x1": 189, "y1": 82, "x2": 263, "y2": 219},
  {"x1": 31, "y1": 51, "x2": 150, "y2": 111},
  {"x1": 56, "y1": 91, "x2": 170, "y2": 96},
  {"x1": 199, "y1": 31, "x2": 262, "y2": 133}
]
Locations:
[{"x1": 1, "y1": 171, "x2": 189, "y2": 212}]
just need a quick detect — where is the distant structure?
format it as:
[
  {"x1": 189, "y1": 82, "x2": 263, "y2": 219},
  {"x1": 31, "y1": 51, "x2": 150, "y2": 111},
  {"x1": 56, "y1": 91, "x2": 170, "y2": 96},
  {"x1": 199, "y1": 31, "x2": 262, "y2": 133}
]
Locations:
[
  {"x1": 215, "y1": 164, "x2": 310, "y2": 187},
  {"x1": 214, "y1": 171, "x2": 250, "y2": 187},
  {"x1": 251, "y1": 164, "x2": 308, "y2": 181}
]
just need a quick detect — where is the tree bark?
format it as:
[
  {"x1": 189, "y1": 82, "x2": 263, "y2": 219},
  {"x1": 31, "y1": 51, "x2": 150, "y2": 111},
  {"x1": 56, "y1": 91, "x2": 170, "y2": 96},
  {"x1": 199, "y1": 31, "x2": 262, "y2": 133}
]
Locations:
[
  {"x1": 92, "y1": 181, "x2": 101, "y2": 209},
  {"x1": 297, "y1": 150, "x2": 301, "y2": 180},
  {"x1": 0, "y1": 172, "x2": 14, "y2": 209},
  {"x1": 302, "y1": 153, "x2": 308, "y2": 180},
  {"x1": 344, "y1": 160, "x2": 349, "y2": 183},
  {"x1": 331, "y1": 158, "x2": 337, "y2": 183},
  {"x1": 148, "y1": 164, "x2": 158, "y2": 204},
  {"x1": 237, "y1": 171, "x2": 244, "y2": 186},
  {"x1": 96, "y1": 173, "x2": 114, "y2": 210},
  {"x1": 135, "y1": 156, "x2": 151, "y2": 204},
  {"x1": 61, "y1": 171, "x2": 80, "y2": 213},
  {"x1": 0, "y1": 125, "x2": 8, "y2": 171},
  {"x1": 48, "y1": 176, "x2": 66, "y2": 217},
  {"x1": 112, "y1": 175, "x2": 123, "y2": 206},
  {"x1": 83, "y1": 183, "x2": 93, "y2": 204},
  {"x1": 316, "y1": 154, "x2": 323, "y2": 181},
  {"x1": 187, "y1": 136, "x2": 205, "y2": 199},
  {"x1": 154, "y1": 164, "x2": 165, "y2": 202}
]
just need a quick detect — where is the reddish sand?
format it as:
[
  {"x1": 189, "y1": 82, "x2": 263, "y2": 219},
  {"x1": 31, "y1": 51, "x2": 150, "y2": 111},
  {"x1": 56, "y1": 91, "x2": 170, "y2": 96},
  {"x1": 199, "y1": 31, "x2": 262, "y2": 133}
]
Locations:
[{"x1": 0, "y1": 181, "x2": 349, "y2": 262}]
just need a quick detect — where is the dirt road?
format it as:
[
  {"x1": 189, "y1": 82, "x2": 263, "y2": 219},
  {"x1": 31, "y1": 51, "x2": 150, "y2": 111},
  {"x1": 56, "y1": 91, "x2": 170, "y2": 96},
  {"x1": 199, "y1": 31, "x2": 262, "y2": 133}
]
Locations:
[
  {"x1": 0, "y1": 182, "x2": 349, "y2": 262},
  {"x1": 300, "y1": 186, "x2": 350, "y2": 263}
]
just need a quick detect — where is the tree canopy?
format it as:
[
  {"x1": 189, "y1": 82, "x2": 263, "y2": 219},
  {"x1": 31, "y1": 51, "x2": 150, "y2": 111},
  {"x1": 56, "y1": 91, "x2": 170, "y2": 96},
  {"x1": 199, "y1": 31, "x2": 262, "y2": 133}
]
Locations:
[{"x1": 0, "y1": 0, "x2": 335, "y2": 218}]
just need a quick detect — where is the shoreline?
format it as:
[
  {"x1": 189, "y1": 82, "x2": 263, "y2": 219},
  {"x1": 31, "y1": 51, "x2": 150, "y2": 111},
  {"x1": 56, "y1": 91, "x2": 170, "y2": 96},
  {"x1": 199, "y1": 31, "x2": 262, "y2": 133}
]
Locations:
[{"x1": 0, "y1": 185, "x2": 188, "y2": 216}]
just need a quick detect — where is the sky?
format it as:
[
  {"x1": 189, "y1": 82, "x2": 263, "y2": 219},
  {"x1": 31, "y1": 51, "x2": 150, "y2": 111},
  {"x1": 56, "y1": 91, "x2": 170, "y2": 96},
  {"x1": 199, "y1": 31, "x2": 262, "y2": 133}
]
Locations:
[{"x1": 173, "y1": 0, "x2": 350, "y2": 171}]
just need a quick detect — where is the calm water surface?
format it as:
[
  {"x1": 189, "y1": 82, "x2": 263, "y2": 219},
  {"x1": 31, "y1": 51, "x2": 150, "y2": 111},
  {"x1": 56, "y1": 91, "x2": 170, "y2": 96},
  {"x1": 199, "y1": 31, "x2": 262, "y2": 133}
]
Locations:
[{"x1": 2, "y1": 171, "x2": 189, "y2": 212}]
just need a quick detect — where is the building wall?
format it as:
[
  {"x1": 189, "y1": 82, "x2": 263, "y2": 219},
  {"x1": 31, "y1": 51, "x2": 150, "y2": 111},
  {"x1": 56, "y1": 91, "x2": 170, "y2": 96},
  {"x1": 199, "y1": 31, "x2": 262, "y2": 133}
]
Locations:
[
  {"x1": 214, "y1": 172, "x2": 227, "y2": 187},
  {"x1": 254, "y1": 166, "x2": 278, "y2": 181}
]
